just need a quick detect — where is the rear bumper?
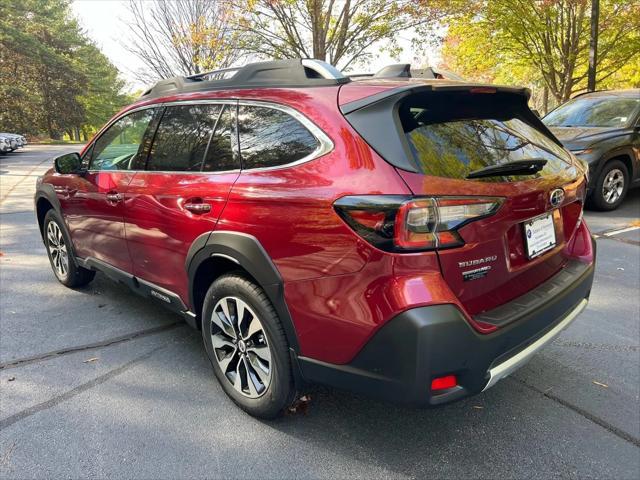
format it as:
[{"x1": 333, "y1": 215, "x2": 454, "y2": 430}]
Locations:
[{"x1": 297, "y1": 237, "x2": 596, "y2": 406}]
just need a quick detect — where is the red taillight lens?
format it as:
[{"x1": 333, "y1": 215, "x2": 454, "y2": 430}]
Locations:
[
  {"x1": 334, "y1": 195, "x2": 503, "y2": 252},
  {"x1": 431, "y1": 375, "x2": 457, "y2": 391},
  {"x1": 394, "y1": 197, "x2": 503, "y2": 250}
]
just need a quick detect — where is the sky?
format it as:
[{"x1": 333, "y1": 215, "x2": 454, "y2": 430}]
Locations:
[{"x1": 70, "y1": 0, "x2": 441, "y2": 93}]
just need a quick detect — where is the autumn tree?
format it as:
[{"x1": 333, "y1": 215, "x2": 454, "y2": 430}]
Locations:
[
  {"x1": 125, "y1": 0, "x2": 245, "y2": 83},
  {"x1": 442, "y1": 0, "x2": 640, "y2": 111},
  {"x1": 235, "y1": 0, "x2": 463, "y2": 70}
]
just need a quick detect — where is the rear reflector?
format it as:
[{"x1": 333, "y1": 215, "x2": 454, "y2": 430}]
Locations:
[{"x1": 431, "y1": 375, "x2": 457, "y2": 391}]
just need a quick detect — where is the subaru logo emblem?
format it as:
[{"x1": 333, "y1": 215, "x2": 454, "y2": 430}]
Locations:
[{"x1": 550, "y1": 188, "x2": 565, "y2": 207}]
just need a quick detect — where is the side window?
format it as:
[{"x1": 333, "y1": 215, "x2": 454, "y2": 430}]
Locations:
[
  {"x1": 90, "y1": 109, "x2": 155, "y2": 171},
  {"x1": 147, "y1": 104, "x2": 221, "y2": 172},
  {"x1": 202, "y1": 104, "x2": 239, "y2": 172},
  {"x1": 238, "y1": 105, "x2": 319, "y2": 169}
]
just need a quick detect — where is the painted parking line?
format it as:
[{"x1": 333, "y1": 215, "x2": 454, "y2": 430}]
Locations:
[{"x1": 603, "y1": 226, "x2": 640, "y2": 237}]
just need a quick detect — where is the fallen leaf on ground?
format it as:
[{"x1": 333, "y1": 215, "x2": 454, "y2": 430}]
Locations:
[
  {"x1": 286, "y1": 394, "x2": 312, "y2": 415},
  {"x1": 83, "y1": 357, "x2": 99, "y2": 363},
  {"x1": 472, "y1": 405, "x2": 484, "y2": 409},
  {"x1": 7, "y1": 377, "x2": 15, "y2": 382},
  {"x1": 617, "y1": 267, "x2": 625, "y2": 271},
  {"x1": 98, "y1": 304, "x2": 106, "y2": 308},
  {"x1": 592, "y1": 380, "x2": 608, "y2": 388}
]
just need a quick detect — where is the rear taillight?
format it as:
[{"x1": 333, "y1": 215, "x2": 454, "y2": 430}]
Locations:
[{"x1": 334, "y1": 195, "x2": 503, "y2": 252}]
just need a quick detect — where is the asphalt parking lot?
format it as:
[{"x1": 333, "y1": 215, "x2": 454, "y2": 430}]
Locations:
[{"x1": 1, "y1": 145, "x2": 639, "y2": 479}]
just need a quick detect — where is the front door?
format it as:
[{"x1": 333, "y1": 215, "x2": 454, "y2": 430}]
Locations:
[
  {"x1": 63, "y1": 108, "x2": 157, "y2": 272},
  {"x1": 124, "y1": 102, "x2": 240, "y2": 303}
]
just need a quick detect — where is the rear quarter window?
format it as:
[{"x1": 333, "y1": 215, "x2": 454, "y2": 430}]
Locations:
[{"x1": 237, "y1": 105, "x2": 319, "y2": 169}]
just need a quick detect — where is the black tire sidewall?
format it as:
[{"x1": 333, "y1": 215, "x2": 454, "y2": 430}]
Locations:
[
  {"x1": 201, "y1": 274, "x2": 294, "y2": 419},
  {"x1": 591, "y1": 160, "x2": 629, "y2": 211}
]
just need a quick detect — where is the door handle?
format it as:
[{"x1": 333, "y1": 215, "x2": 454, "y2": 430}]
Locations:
[
  {"x1": 53, "y1": 186, "x2": 77, "y2": 197},
  {"x1": 184, "y1": 201, "x2": 211, "y2": 214},
  {"x1": 106, "y1": 192, "x2": 123, "y2": 203}
]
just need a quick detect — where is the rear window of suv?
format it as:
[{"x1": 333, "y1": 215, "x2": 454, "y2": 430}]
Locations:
[{"x1": 400, "y1": 92, "x2": 576, "y2": 181}]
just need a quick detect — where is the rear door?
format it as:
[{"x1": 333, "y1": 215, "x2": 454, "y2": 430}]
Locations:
[
  {"x1": 124, "y1": 101, "x2": 240, "y2": 303},
  {"x1": 396, "y1": 90, "x2": 585, "y2": 315}
]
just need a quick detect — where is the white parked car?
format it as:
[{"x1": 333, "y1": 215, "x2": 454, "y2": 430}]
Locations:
[
  {"x1": 0, "y1": 133, "x2": 27, "y2": 151},
  {"x1": 0, "y1": 136, "x2": 12, "y2": 154}
]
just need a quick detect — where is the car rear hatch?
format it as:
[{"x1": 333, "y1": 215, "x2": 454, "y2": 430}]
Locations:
[{"x1": 340, "y1": 83, "x2": 586, "y2": 317}]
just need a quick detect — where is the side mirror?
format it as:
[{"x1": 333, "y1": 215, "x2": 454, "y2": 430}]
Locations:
[{"x1": 54, "y1": 152, "x2": 83, "y2": 175}]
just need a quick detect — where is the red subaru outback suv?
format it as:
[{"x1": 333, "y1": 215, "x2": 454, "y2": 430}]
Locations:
[{"x1": 35, "y1": 59, "x2": 595, "y2": 418}]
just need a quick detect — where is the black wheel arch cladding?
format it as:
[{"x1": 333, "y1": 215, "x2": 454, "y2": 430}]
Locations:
[{"x1": 186, "y1": 231, "x2": 300, "y2": 352}]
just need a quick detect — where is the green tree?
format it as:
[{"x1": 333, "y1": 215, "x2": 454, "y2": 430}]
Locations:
[
  {"x1": 441, "y1": 0, "x2": 640, "y2": 112},
  {"x1": 0, "y1": 0, "x2": 130, "y2": 139}
]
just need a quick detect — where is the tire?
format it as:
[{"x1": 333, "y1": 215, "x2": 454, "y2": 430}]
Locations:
[
  {"x1": 590, "y1": 160, "x2": 629, "y2": 211},
  {"x1": 201, "y1": 273, "x2": 295, "y2": 418},
  {"x1": 43, "y1": 210, "x2": 96, "y2": 287}
]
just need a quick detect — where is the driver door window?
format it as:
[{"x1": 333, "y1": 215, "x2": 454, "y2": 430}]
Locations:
[{"x1": 90, "y1": 109, "x2": 156, "y2": 171}]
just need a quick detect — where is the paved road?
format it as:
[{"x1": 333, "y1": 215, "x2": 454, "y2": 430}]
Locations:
[{"x1": 1, "y1": 145, "x2": 639, "y2": 479}]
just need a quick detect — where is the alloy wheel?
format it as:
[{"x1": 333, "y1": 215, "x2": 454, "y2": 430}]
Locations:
[
  {"x1": 46, "y1": 221, "x2": 68, "y2": 277},
  {"x1": 602, "y1": 168, "x2": 625, "y2": 204},
  {"x1": 210, "y1": 296, "x2": 272, "y2": 398}
]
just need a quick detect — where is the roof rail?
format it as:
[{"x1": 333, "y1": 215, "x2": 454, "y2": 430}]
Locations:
[
  {"x1": 139, "y1": 58, "x2": 350, "y2": 99},
  {"x1": 346, "y1": 64, "x2": 464, "y2": 82}
]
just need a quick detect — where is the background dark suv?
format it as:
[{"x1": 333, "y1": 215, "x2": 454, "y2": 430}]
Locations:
[
  {"x1": 35, "y1": 59, "x2": 595, "y2": 418},
  {"x1": 543, "y1": 89, "x2": 640, "y2": 210}
]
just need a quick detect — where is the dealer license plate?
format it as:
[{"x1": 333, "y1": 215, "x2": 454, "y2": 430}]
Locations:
[{"x1": 524, "y1": 213, "x2": 556, "y2": 259}]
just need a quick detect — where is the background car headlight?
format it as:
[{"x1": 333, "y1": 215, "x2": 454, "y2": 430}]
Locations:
[{"x1": 570, "y1": 148, "x2": 593, "y2": 155}]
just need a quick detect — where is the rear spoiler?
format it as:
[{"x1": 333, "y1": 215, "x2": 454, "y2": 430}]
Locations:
[{"x1": 340, "y1": 83, "x2": 531, "y2": 115}]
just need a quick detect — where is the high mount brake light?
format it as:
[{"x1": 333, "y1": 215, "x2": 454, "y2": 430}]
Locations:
[{"x1": 334, "y1": 195, "x2": 503, "y2": 252}]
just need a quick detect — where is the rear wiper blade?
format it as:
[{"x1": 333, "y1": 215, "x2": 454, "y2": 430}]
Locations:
[{"x1": 466, "y1": 159, "x2": 547, "y2": 179}]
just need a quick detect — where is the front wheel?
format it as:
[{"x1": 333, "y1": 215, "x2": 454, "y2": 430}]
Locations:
[
  {"x1": 590, "y1": 160, "x2": 629, "y2": 211},
  {"x1": 43, "y1": 210, "x2": 95, "y2": 287},
  {"x1": 201, "y1": 274, "x2": 295, "y2": 418}
]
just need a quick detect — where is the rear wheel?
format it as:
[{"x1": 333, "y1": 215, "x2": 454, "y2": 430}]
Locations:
[
  {"x1": 201, "y1": 273, "x2": 295, "y2": 418},
  {"x1": 591, "y1": 160, "x2": 629, "y2": 211},
  {"x1": 43, "y1": 210, "x2": 95, "y2": 287}
]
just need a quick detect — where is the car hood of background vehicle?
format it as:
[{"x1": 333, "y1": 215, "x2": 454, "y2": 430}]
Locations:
[{"x1": 548, "y1": 126, "x2": 629, "y2": 150}]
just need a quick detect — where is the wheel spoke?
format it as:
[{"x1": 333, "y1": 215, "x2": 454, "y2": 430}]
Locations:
[
  {"x1": 247, "y1": 352, "x2": 270, "y2": 385},
  {"x1": 236, "y1": 299, "x2": 250, "y2": 337},
  {"x1": 60, "y1": 252, "x2": 68, "y2": 274},
  {"x1": 248, "y1": 345, "x2": 271, "y2": 365},
  {"x1": 211, "y1": 333, "x2": 235, "y2": 351},
  {"x1": 47, "y1": 229, "x2": 58, "y2": 247},
  {"x1": 245, "y1": 315, "x2": 263, "y2": 340},
  {"x1": 232, "y1": 359, "x2": 245, "y2": 393},
  {"x1": 244, "y1": 357, "x2": 260, "y2": 396},
  {"x1": 217, "y1": 347, "x2": 238, "y2": 374},
  {"x1": 212, "y1": 302, "x2": 236, "y2": 339}
]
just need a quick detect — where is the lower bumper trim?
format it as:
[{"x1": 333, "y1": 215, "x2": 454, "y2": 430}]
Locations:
[{"x1": 482, "y1": 298, "x2": 588, "y2": 392}]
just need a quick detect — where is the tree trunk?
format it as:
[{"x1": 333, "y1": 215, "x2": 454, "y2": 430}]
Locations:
[{"x1": 587, "y1": 0, "x2": 599, "y2": 91}]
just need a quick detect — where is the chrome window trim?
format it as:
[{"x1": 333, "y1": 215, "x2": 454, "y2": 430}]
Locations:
[{"x1": 85, "y1": 98, "x2": 333, "y2": 174}]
